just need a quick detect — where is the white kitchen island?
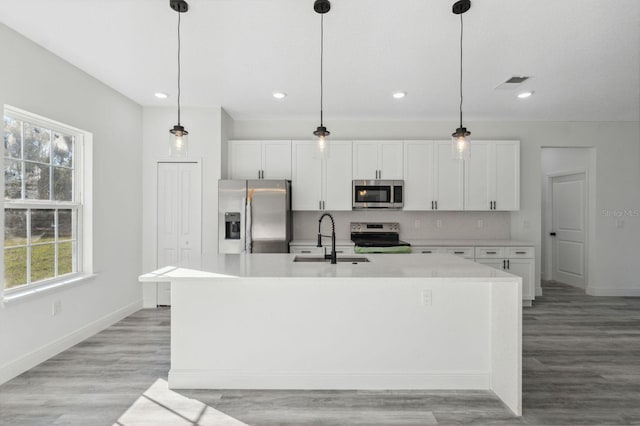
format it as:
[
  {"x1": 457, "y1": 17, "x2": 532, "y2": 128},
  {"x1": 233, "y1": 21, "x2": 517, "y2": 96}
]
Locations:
[{"x1": 139, "y1": 253, "x2": 522, "y2": 416}]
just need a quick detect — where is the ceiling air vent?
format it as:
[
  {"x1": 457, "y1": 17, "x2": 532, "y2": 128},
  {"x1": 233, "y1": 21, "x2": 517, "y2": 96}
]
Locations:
[{"x1": 495, "y1": 76, "x2": 531, "y2": 90}]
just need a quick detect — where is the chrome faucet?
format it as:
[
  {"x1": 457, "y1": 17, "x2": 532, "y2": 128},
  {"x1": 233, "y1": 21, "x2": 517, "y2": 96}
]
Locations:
[{"x1": 317, "y1": 213, "x2": 337, "y2": 264}]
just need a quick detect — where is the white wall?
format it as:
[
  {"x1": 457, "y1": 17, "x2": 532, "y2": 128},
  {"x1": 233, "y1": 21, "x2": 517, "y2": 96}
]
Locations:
[
  {"x1": 293, "y1": 211, "x2": 510, "y2": 241},
  {"x1": 0, "y1": 24, "x2": 143, "y2": 384},
  {"x1": 141, "y1": 107, "x2": 224, "y2": 307},
  {"x1": 540, "y1": 148, "x2": 596, "y2": 289},
  {"x1": 231, "y1": 119, "x2": 640, "y2": 296}
]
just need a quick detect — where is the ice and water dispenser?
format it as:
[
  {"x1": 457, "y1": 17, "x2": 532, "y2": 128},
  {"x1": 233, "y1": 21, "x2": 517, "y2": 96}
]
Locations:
[{"x1": 224, "y1": 212, "x2": 241, "y2": 240}]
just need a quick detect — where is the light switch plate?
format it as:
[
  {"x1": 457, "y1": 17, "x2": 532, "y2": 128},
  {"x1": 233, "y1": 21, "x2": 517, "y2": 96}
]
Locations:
[{"x1": 421, "y1": 290, "x2": 432, "y2": 306}]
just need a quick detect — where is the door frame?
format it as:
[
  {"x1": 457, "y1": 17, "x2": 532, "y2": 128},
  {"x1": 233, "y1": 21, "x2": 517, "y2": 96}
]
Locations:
[{"x1": 544, "y1": 169, "x2": 590, "y2": 290}]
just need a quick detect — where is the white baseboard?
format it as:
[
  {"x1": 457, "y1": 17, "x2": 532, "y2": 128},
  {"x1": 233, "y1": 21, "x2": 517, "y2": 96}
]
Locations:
[
  {"x1": 168, "y1": 369, "x2": 491, "y2": 390},
  {"x1": 0, "y1": 300, "x2": 142, "y2": 386},
  {"x1": 587, "y1": 287, "x2": 640, "y2": 297}
]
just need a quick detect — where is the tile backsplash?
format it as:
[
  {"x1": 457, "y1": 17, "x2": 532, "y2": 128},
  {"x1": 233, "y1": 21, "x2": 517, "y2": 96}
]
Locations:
[{"x1": 293, "y1": 211, "x2": 511, "y2": 241}]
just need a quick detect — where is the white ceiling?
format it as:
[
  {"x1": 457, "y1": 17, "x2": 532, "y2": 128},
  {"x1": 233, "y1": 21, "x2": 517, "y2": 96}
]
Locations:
[{"x1": 1, "y1": 0, "x2": 639, "y2": 121}]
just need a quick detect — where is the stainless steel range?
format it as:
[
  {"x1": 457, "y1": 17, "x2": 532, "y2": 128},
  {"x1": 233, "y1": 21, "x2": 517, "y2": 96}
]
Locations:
[{"x1": 350, "y1": 222, "x2": 411, "y2": 252}]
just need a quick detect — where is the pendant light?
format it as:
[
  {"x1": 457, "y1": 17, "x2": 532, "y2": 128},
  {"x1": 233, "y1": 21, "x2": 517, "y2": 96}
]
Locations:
[
  {"x1": 313, "y1": 0, "x2": 331, "y2": 158},
  {"x1": 451, "y1": 0, "x2": 471, "y2": 160},
  {"x1": 169, "y1": 0, "x2": 189, "y2": 157}
]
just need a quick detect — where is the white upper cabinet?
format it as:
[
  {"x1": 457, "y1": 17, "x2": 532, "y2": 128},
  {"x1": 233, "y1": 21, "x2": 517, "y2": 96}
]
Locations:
[
  {"x1": 324, "y1": 141, "x2": 353, "y2": 210},
  {"x1": 465, "y1": 140, "x2": 520, "y2": 211},
  {"x1": 352, "y1": 141, "x2": 403, "y2": 180},
  {"x1": 291, "y1": 141, "x2": 323, "y2": 211},
  {"x1": 291, "y1": 140, "x2": 352, "y2": 211},
  {"x1": 229, "y1": 140, "x2": 291, "y2": 180},
  {"x1": 403, "y1": 141, "x2": 434, "y2": 210},
  {"x1": 434, "y1": 141, "x2": 464, "y2": 210},
  {"x1": 403, "y1": 141, "x2": 463, "y2": 211}
]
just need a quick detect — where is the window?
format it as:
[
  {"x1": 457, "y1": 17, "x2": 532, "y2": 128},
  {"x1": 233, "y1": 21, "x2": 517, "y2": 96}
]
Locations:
[{"x1": 3, "y1": 107, "x2": 89, "y2": 293}]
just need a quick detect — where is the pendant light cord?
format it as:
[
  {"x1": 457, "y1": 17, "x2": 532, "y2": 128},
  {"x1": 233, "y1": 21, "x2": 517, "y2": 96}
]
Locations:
[
  {"x1": 320, "y1": 14, "x2": 325, "y2": 127},
  {"x1": 459, "y1": 12, "x2": 464, "y2": 128},
  {"x1": 177, "y1": 11, "x2": 182, "y2": 126}
]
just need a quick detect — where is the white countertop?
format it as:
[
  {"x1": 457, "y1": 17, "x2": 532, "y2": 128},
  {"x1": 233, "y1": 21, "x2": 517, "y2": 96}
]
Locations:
[
  {"x1": 290, "y1": 239, "x2": 533, "y2": 247},
  {"x1": 139, "y1": 253, "x2": 519, "y2": 282}
]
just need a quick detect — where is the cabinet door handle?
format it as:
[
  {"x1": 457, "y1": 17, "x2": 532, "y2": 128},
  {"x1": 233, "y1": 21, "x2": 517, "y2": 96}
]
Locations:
[
  {"x1": 301, "y1": 250, "x2": 311, "y2": 253},
  {"x1": 502, "y1": 260, "x2": 506, "y2": 269},
  {"x1": 322, "y1": 201, "x2": 325, "y2": 210},
  {"x1": 319, "y1": 200, "x2": 322, "y2": 210},
  {"x1": 507, "y1": 259, "x2": 510, "y2": 269},
  {"x1": 435, "y1": 201, "x2": 438, "y2": 210},
  {"x1": 454, "y1": 251, "x2": 464, "y2": 254},
  {"x1": 516, "y1": 251, "x2": 526, "y2": 255},
  {"x1": 487, "y1": 251, "x2": 496, "y2": 254},
  {"x1": 422, "y1": 250, "x2": 433, "y2": 254}
]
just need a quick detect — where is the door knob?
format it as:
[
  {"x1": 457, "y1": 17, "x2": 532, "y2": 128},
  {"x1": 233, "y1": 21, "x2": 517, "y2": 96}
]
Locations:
[{"x1": 549, "y1": 232, "x2": 556, "y2": 236}]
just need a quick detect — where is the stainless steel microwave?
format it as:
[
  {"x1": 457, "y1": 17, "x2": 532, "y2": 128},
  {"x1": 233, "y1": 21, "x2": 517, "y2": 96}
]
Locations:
[{"x1": 352, "y1": 180, "x2": 404, "y2": 209}]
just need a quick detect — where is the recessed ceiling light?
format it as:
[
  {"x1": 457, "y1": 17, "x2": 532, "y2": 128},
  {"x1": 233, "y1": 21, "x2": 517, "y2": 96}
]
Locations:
[
  {"x1": 273, "y1": 92, "x2": 287, "y2": 99},
  {"x1": 154, "y1": 92, "x2": 169, "y2": 99},
  {"x1": 517, "y1": 91, "x2": 534, "y2": 99},
  {"x1": 392, "y1": 91, "x2": 407, "y2": 99}
]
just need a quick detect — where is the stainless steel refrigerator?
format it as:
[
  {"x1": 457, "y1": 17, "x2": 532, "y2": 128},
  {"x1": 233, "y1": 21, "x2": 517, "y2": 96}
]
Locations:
[{"x1": 218, "y1": 179, "x2": 292, "y2": 254}]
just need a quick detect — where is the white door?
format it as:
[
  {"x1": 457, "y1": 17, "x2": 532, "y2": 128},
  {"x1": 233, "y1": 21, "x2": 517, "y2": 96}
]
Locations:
[
  {"x1": 262, "y1": 140, "x2": 292, "y2": 179},
  {"x1": 494, "y1": 141, "x2": 520, "y2": 211},
  {"x1": 379, "y1": 141, "x2": 403, "y2": 179},
  {"x1": 551, "y1": 173, "x2": 586, "y2": 288},
  {"x1": 323, "y1": 140, "x2": 353, "y2": 210},
  {"x1": 157, "y1": 162, "x2": 202, "y2": 306},
  {"x1": 465, "y1": 141, "x2": 492, "y2": 210},
  {"x1": 433, "y1": 141, "x2": 464, "y2": 210},
  {"x1": 352, "y1": 141, "x2": 379, "y2": 179},
  {"x1": 403, "y1": 141, "x2": 434, "y2": 210},
  {"x1": 230, "y1": 140, "x2": 262, "y2": 179},
  {"x1": 291, "y1": 141, "x2": 323, "y2": 210}
]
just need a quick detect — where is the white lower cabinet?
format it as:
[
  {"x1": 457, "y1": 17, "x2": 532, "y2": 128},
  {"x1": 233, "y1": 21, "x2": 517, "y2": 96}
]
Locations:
[
  {"x1": 414, "y1": 244, "x2": 535, "y2": 305},
  {"x1": 475, "y1": 246, "x2": 535, "y2": 306}
]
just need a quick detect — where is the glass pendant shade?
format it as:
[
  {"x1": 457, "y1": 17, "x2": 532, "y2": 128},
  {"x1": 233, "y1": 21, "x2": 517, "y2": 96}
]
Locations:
[
  {"x1": 451, "y1": 127, "x2": 470, "y2": 160},
  {"x1": 313, "y1": 126, "x2": 330, "y2": 159},
  {"x1": 170, "y1": 124, "x2": 189, "y2": 157}
]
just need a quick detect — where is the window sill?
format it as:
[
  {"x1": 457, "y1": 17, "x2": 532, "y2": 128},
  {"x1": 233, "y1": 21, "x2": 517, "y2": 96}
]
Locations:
[{"x1": 2, "y1": 273, "x2": 98, "y2": 306}]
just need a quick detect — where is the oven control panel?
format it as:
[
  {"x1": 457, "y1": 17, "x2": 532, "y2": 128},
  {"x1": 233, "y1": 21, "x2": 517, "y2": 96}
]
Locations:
[{"x1": 350, "y1": 222, "x2": 400, "y2": 234}]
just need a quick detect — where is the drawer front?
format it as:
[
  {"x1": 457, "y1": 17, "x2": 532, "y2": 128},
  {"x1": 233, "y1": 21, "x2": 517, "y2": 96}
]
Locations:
[
  {"x1": 334, "y1": 245, "x2": 355, "y2": 255},
  {"x1": 507, "y1": 247, "x2": 534, "y2": 258},
  {"x1": 290, "y1": 245, "x2": 354, "y2": 255},
  {"x1": 414, "y1": 247, "x2": 447, "y2": 254},
  {"x1": 289, "y1": 246, "x2": 323, "y2": 255},
  {"x1": 475, "y1": 247, "x2": 505, "y2": 259},
  {"x1": 446, "y1": 247, "x2": 474, "y2": 259}
]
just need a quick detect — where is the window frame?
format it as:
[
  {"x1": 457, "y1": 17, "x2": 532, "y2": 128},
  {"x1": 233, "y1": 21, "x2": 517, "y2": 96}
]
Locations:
[{"x1": 3, "y1": 105, "x2": 92, "y2": 296}]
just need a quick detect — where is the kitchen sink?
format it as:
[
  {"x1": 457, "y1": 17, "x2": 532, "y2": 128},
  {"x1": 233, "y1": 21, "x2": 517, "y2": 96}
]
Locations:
[{"x1": 293, "y1": 256, "x2": 370, "y2": 263}]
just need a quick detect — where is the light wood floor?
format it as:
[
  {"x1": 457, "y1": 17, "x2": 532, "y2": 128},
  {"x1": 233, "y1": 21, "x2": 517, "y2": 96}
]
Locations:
[{"x1": 1, "y1": 282, "x2": 640, "y2": 425}]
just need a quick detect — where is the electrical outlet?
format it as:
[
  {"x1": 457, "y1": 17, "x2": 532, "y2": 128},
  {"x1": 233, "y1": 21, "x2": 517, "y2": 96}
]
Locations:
[
  {"x1": 421, "y1": 290, "x2": 432, "y2": 306},
  {"x1": 436, "y1": 220, "x2": 442, "y2": 229},
  {"x1": 52, "y1": 300, "x2": 62, "y2": 316},
  {"x1": 477, "y1": 219, "x2": 484, "y2": 229}
]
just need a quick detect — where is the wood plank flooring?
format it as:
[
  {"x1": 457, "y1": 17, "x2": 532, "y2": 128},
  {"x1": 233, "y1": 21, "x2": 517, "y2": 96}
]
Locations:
[{"x1": 1, "y1": 281, "x2": 640, "y2": 425}]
